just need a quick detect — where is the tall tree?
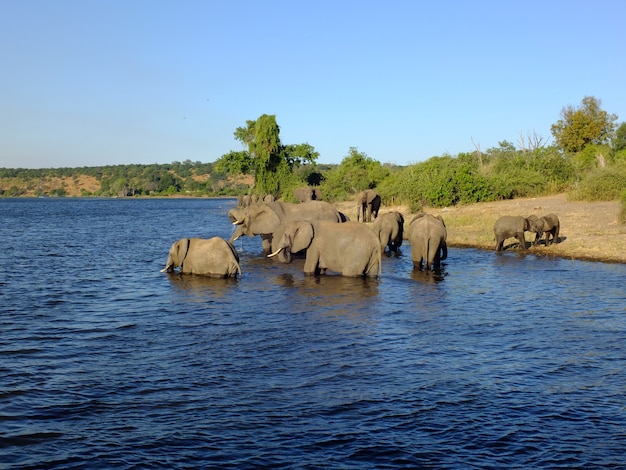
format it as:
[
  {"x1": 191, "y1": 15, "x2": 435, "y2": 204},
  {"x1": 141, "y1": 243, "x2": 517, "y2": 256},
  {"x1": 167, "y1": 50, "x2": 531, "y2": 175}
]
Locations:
[
  {"x1": 550, "y1": 96, "x2": 618, "y2": 154},
  {"x1": 234, "y1": 114, "x2": 289, "y2": 196}
]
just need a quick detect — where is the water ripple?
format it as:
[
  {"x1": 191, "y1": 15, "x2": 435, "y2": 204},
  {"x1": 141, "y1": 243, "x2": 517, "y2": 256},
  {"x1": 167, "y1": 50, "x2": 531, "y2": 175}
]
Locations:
[{"x1": 1, "y1": 198, "x2": 625, "y2": 469}]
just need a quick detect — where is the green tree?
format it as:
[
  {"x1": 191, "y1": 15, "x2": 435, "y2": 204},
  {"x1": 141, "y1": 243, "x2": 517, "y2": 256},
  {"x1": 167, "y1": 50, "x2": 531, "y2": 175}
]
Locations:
[
  {"x1": 613, "y1": 122, "x2": 626, "y2": 153},
  {"x1": 550, "y1": 96, "x2": 618, "y2": 154},
  {"x1": 214, "y1": 150, "x2": 252, "y2": 175},
  {"x1": 319, "y1": 147, "x2": 389, "y2": 202}
]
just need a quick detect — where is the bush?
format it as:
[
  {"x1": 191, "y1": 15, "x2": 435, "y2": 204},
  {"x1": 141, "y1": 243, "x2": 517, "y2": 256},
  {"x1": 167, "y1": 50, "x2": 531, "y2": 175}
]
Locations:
[{"x1": 568, "y1": 165, "x2": 626, "y2": 201}]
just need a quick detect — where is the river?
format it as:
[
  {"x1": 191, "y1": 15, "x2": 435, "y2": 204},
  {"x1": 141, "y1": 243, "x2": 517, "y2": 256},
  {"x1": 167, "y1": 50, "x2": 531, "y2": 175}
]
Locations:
[{"x1": 1, "y1": 197, "x2": 625, "y2": 469}]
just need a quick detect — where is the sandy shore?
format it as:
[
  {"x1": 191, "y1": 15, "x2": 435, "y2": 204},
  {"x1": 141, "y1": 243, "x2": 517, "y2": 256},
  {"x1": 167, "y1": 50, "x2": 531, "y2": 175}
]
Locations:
[{"x1": 337, "y1": 193, "x2": 626, "y2": 264}]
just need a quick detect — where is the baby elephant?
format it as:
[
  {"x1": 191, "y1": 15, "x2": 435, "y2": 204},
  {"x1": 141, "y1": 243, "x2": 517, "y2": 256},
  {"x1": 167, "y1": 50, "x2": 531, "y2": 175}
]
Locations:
[
  {"x1": 161, "y1": 237, "x2": 241, "y2": 278},
  {"x1": 494, "y1": 215, "x2": 543, "y2": 252},
  {"x1": 534, "y1": 213, "x2": 560, "y2": 246},
  {"x1": 372, "y1": 211, "x2": 404, "y2": 253}
]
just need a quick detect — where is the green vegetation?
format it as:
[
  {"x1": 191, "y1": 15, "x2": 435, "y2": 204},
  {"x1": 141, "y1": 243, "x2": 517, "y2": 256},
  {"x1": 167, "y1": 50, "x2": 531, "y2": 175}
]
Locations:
[{"x1": 2, "y1": 97, "x2": 624, "y2": 217}]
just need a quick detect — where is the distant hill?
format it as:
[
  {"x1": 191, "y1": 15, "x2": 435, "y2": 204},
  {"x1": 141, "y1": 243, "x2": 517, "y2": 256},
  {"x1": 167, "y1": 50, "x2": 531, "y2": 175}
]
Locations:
[{"x1": 0, "y1": 163, "x2": 254, "y2": 197}]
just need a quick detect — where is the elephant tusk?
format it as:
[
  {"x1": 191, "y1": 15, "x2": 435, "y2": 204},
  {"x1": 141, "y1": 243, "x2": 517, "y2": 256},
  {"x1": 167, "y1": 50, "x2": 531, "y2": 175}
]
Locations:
[
  {"x1": 267, "y1": 247, "x2": 283, "y2": 258},
  {"x1": 160, "y1": 267, "x2": 169, "y2": 272},
  {"x1": 232, "y1": 219, "x2": 244, "y2": 225}
]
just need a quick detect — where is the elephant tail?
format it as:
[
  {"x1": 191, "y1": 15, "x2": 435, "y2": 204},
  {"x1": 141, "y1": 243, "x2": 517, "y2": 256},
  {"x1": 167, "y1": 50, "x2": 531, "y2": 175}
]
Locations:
[{"x1": 422, "y1": 237, "x2": 431, "y2": 269}]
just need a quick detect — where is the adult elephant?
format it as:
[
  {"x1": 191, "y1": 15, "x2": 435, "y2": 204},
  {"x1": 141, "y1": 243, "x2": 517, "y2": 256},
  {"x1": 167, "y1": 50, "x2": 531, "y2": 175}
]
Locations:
[
  {"x1": 356, "y1": 189, "x2": 381, "y2": 222},
  {"x1": 228, "y1": 200, "x2": 343, "y2": 262},
  {"x1": 372, "y1": 211, "x2": 404, "y2": 253},
  {"x1": 237, "y1": 194, "x2": 252, "y2": 207},
  {"x1": 161, "y1": 237, "x2": 241, "y2": 278},
  {"x1": 269, "y1": 220, "x2": 382, "y2": 278},
  {"x1": 408, "y1": 213, "x2": 447, "y2": 270},
  {"x1": 494, "y1": 215, "x2": 543, "y2": 252},
  {"x1": 531, "y1": 213, "x2": 560, "y2": 246},
  {"x1": 294, "y1": 186, "x2": 322, "y2": 202}
]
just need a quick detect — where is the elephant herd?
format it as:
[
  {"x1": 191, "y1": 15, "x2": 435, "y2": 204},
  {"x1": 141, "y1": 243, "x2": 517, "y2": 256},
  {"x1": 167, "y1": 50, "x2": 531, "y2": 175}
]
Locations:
[{"x1": 161, "y1": 193, "x2": 560, "y2": 279}]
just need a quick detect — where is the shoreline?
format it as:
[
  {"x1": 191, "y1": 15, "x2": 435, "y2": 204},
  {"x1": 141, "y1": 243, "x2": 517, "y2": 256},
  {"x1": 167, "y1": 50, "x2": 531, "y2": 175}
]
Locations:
[
  {"x1": 6, "y1": 193, "x2": 625, "y2": 264},
  {"x1": 337, "y1": 193, "x2": 626, "y2": 265}
]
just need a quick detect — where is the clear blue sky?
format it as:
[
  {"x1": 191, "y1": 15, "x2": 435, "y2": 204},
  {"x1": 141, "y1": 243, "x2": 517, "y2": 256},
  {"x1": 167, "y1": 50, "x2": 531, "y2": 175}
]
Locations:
[{"x1": 1, "y1": 0, "x2": 624, "y2": 169}]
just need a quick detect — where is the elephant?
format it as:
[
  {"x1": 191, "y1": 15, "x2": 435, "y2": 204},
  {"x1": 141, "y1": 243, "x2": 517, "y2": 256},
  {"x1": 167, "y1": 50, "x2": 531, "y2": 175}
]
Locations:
[
  {"x1": 493, "y1": 215, "x2": 543, "y2": 252},
  {"x1": 236, "y1": 194, "x2": 261, "y2": 208},
  {"x1": 530, "y1": 213, "x2": 560, "y2": 246},
  {"x1": 294, "y1": 186, "x2": 322, "y2": 202},
  {"x1": 408, "y1": 213, "x2": 447, "y2": 270},
  {"x1": 356, "y1": 189, "x2": 381, "y2": 222},
  {"x1": 228, "y1": 200, "x2": 343, "y2": 262},
  {"x1": 268, "y1": 220, "x2": 382, "y2": 278},
  {"x1": 161, "y1": 237, "x2": 241, "y2": 278},
  {"x1": 372, "y1": 211, "x2": 404, "y2": 253}
]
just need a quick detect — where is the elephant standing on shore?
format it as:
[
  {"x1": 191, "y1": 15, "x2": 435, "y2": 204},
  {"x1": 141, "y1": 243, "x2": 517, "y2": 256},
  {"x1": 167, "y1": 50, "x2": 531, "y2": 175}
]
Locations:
[
  {"x1": 494, "y1": 215, "x2": 543, "y2": 252},
  {"x1": 356, "y1": 189, "x2": 381, "y2": 222},
  {"x1": 161, "y1": 237, "x2": 241, "y2": 278},
  {"x1": 294, "y1": 186, "x2": 322, "y2": 202},
  {"x1": 408, "y1": 213, "x2": 447, "y2": 270},
  {"x1": 228, "y1": 200, "x2": 343, "y2": 262},
  {"x1": 531, "y1": 213, "x2": 560, "y2": 246},
  {"x1": 372, "y1": 211, "x2": 404, "y2": 253},
  {"x1": 269, "y1": 220, "x2": 382, "y2": 277}
]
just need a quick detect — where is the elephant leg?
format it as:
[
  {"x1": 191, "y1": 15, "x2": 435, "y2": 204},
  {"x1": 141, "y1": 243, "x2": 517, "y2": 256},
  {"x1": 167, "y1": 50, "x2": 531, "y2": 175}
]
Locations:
[{"x1": 517, "y1": 232, "x2": 527, "y2": 250}]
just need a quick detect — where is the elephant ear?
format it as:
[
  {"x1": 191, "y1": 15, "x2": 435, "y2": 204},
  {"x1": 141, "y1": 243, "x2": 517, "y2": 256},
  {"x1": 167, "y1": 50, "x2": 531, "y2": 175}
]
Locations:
[
  {"x1": 170, "y1": 238, "x2": 190, "y2": 268},
  {"x1": 291, "y1": 221, "x2": 315, "y2": 253},
  {"x1": 224, "y1": 239, "x2": 240, "y2": 262},
  {"x1": 249, "y1": 204, "x2": 281, "y2": 235}
]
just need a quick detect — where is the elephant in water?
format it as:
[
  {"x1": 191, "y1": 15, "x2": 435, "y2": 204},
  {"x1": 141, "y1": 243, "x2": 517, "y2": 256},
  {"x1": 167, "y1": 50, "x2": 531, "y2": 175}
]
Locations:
[
  {"x1": 372, "y1": 211, "x2": 404, "y2": 253},
  {"x1": 494, "y1": 215, "x2": 543, "y2": 252},
  {"x1": 228, "y1": 200, "x2": 343, "y2": 262},
  {"x1": 269, "y1": 220, "x2": 382, "y2": 278},
  {"x1": 529, "y1": 213, "x2": 560, "y2": 246},
  {"x1": 161, "y1": 237, "x2": 241, "y2": 278},
  {"x1": 408, "y1": 213, "x2": 447, "y2": 271},
  {"x1": 356, "y1": 189, "x2": 381, "y2": 223}
]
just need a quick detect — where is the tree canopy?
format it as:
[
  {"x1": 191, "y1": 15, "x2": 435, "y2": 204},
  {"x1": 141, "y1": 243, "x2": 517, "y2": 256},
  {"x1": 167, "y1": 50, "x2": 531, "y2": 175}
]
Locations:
[
  {"x1": 215, "y1": 114, "x2": 320, "y2": 198},
  {"x1": 550, "y1": 96, "x2": 618, "y2": 154}
]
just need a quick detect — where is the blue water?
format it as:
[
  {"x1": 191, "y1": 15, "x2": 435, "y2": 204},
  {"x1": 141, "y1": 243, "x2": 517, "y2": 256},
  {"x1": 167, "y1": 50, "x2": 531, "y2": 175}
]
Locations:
[{"x1": 1, "y1": 197, "x2": 625, "y2": 469}]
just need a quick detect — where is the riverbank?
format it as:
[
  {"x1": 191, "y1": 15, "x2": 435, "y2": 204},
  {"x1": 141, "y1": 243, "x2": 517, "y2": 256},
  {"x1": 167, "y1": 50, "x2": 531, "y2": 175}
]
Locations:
[{"x1": 337, "y1": 193, "x2": 626, "y2": 264}]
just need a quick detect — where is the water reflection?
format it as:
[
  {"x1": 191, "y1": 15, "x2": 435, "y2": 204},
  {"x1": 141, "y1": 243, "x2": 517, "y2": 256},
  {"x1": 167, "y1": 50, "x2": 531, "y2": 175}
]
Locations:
[
  {"x1": 275, "y1": 273, "x2": 380, "y2": 315},
  {"x1": 165, "y1": 272, "x2": 239, "y2": 299},
  {"x1": 410, "y1": 266, "x2": 447, "y2": 283}
]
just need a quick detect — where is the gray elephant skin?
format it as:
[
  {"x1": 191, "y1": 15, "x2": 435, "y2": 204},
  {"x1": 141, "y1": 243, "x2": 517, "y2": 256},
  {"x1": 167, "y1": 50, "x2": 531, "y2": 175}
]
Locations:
[
  {"x1": 530, "y1": 213, "x2": 560, "y2": 246},
  {"x1": 161, "y1": 237, "x2": 241, "y2": 277},
  {"x1": 228, "y1": 200, "x2": 343, "y2": 262},
  {"x1": 408, "y1": 213, "x2": 447, "y2": 270},
  {"x1": 356, "y1": 189, "x2": 381, "y2": 222},
  {"x1": 269, "y1": 220, "x2": 382, "y2": 278},
  {"x1": 493, "y1": 215, "x2": 543, "y2": 251},
  {"x1": 372, "y1": 211, "x2": 404, "y2": 253},
  {"x1": 294, "y1": 186, "x2": 322, "y2": 202}
]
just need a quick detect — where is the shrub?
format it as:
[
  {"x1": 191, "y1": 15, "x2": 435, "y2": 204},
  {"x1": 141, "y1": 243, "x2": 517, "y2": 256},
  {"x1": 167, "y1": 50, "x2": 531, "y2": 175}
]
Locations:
[{"x1": 568, "y1": 165, "x2": 626, "y2": 201}]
